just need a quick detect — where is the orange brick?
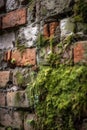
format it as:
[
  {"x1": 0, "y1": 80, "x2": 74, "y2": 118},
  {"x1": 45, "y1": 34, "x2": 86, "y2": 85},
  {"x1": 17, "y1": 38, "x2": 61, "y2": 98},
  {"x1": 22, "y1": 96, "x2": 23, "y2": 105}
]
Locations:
[
  {"x1": 43, "y1": 24, "x2": 50, "y2": 38},
  {"x1": 74, "y1": 42, "x2": 84, "y2": 63},
  {"x1": 4, "y1": 48, "x2": 36, "y2": 67},
  {"x1": 0, "y1": 71, "x2": 11, "y2": 88},
  {"x1": 11, "y1": 48, "x2": 36, "y2": 66},
  {"x1": 2, "y1": 8, "x2": 27, "y2": 29},
  {"x1": 49, "y1": 22, "x2": 59, "y2": 37}
]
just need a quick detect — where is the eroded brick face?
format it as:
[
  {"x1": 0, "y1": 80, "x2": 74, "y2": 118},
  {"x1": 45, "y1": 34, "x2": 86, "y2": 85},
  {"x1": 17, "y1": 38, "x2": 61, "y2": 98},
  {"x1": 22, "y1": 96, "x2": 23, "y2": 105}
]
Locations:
[
  {"x1": 74, "y1": 42, "x2": 85, "y2": 64},
  {"x1": 2, "y1": 8, "x2": 27, "y2": 29},
  {"x1": 0, "y1": 71, "x2": 11, "y2": 88},
  {"x1": 43, "y1": 22, "x2": 59, "y2": 38},
  {"x1": 4, "y1": 48, "x2": 36, "y2": 66},
  {"x1": 50, "y1": 22, "x2": 59, "y2": 37}
]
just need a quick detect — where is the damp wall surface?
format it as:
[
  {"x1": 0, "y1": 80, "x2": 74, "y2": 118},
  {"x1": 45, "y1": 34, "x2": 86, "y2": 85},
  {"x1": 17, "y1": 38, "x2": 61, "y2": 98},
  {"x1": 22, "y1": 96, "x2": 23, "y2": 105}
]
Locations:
[{"x1": 0, "y1": 0, "x2": 87, "y2": 130}]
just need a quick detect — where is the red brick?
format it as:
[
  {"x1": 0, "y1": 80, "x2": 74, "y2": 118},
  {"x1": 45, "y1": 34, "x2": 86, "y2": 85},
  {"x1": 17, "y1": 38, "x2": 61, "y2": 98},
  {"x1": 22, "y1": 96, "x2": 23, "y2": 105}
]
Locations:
[
  {"x1": 43, "y1": 24, "x2": 49, "y2": 38},
  {"x1": 74, "y1": 42, "x2": 85, "y2": 64},
  {"x1": 43, "y1": 22, "x2": 59, "y2": 38},
  {"x1": 2, "y1": 8, "x2": 27, "y2": 29},
  {"x1": 0, "y1": 71, "x2": 11, "y2": 88},
  {"x1": 0, "y1": 92, "x2": 6, "y2": 106},
  {"x1": 4, "y1": 48, "x2": 36, "y2": 67},
  {"x1": 49, "y1": 22, "x2": 59, "y2": 37}
]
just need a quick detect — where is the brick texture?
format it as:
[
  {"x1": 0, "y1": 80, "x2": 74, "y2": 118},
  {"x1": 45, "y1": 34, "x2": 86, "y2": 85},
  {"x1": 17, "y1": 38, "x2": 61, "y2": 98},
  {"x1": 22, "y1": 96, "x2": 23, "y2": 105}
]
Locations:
[
  {"x1": 4, "y1": 48, "x2": 36, "y2": 66},
  {"x1": 43, "y1": 22, "x2": 59, "y2": 38},
  {"x1": 7, "y1": 91, "x2": 29, "y2": 107},
  {"x1": 2, "y1": 8, "x2": 27, "y2": 29},
  {"x1": 0, "y1": 92, "x2": 6, "y2": 106},
  {"x1": 0, "y1": 109, "x2": 23, "y2": 129},
  {"x1": 50, "y1": 22, "x2": 59, "y2": 37},
  {"x1": 74, "y1": 41, "x2": 87, "y2": 64},
  {"x1": 0, "y1": 71, "x2": 11, "y2": 88}
]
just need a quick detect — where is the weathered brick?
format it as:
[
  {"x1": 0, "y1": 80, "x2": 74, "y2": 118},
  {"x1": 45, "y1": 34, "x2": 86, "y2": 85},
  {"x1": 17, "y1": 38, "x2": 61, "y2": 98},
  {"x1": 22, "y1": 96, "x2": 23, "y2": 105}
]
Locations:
[
  {"x1": 50, "y1": 22, "x2": 59, "y2": 37},
  {"x1": 74, "y1": 41, "x2": 87, "y2": 64},
  {"x1": 7, "y1": 91, "x2": 29, "y2": 107},
  {"x1": 0, "y1": 71, "x2": 11, "y2": 88},
  {"x1": 0, "y1": 109, "x2": 23, "y2": 129},
  {"x1": 24, "y1": 113, "x2": 36, "y2": 130},
  {"x1": 0, "y1": 92, "x2": 6, "y2": 106},
  {"x1": 2, "y1": 8, "x2": 27, "y2": 29},
  {"x1": 43, "y1": 22, "x2": 59, "y2": 38},
  {"x1": 4, "y1": 48, "x2": 36, "y2": 66},
  {"x1": 43, "y1": 24, "x2": 49, "y2": 38}
]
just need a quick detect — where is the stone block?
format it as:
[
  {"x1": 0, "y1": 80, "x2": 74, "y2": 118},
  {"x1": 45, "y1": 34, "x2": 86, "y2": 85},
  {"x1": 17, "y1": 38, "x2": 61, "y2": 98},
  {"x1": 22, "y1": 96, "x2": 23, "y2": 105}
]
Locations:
[
  {"x1": 13, "y1": 68, "x2": 30, "y2": 86},
  {"x1": 0, "y1": 109, "x2": 23, "y2": 129},
  {"x1": 7, "y1": 91, "x2": 29, "y2": 107},
  {"x1": 74, "y1": 41, "x2": 87, "y2": 64},
  {"x1": 2, "y1": 8, "x2": 27, "y2": 29},
  {"x1": 41, "y1": 0, "x2": 74, "y2": 18},
  {"x1": 0, "y1": 92, "x2": 6, "y2": 106},
  {"x1": 6, "y1": 0, "x2": 19, "y2": 12},
  {"x1": 17, "y1": 23, "x2": 39, "y2": 47},
  {"x1": 4, "y1": 48, "x2": 36, "y2": 66},
  {"x1": 0, "y1": 71, "x2": 11, "y2": 88},
  {"x1": 24, "y1": 113, "x2": 36, "y2": 130},
  {"x1": 60, "y1": 17, "x2": 75, "y2": 39},
  {"x1": 0, "y1": 32, "x2": 15, "y2": 49}
]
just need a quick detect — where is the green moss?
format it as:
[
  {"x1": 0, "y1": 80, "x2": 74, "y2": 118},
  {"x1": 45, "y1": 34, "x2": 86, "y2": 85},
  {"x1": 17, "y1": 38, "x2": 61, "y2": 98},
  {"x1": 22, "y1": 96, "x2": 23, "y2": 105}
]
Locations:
[
  {"x1": 27, "y1": 65, "x2": 87, "y2": 130},
  {"x1": 15, "y1": 71, "x2": 24, "y2": 86},
  {"x1": 73, "y1": 0, "x2": 87, "y2": 23},
  {"x1": 15, "y1": 92, "x2": 20, "y2": 106}
]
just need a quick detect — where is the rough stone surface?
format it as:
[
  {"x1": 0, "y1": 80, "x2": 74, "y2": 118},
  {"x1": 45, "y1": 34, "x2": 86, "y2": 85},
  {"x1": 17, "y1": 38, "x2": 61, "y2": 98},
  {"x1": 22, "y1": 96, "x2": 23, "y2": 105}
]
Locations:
[
  {"x1": 41, "y1": 0, "x2": 74, "y2": 18},
  {"x1": 17, "y1": 23, "x2": 39, "y2": 47},
  {"x1": 6, "y1": 0, "x2": 19, "y2": 12},
  {"x1": 13, "y1": 68, "x2": 30, "y2": 86},
  {"x1": 0, "y1": 71, "x2": 11, "y2": 88},
  {"x1": 0, "y1": 92, "x2": 6, "y2": 106},
  {"x1": 0, "y1": 32, "x2": 15, "y2": 49},
  {"x1": 0, "y1": 109, "x2": 23, "y2": 129},
  {"x1": 7, "y1": 91, "x2": 29, "y2": 107},
  {"x1": 24, "y1": 113, "x2": 36, "y2": 130},
  {"x1": 60, "y1": 17, "x2": 75, "y2": 39},
  {"x1": 2, "y1": 8, "x2": 27, "y2": 29},
  {"x1": 74, "y1": 41, "x2": 87, "y2": 64}
]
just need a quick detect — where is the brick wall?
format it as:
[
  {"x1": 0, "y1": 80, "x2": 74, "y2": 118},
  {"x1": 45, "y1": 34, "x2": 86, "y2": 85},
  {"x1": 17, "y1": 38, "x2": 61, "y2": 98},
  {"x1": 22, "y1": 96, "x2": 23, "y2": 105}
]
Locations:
[{"x1": 0, "y1": 0, "x2": 87, "y2": 130}]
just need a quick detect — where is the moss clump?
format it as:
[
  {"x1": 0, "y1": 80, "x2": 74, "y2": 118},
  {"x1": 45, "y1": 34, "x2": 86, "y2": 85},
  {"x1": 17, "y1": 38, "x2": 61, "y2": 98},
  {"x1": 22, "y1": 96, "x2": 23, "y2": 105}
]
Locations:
[
  {"x1": 27, "y1": 65, "x2": 87, "y2": 130},
  {"x1": 73, "y1": 0, "x2": 87, "y2": 22}
]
